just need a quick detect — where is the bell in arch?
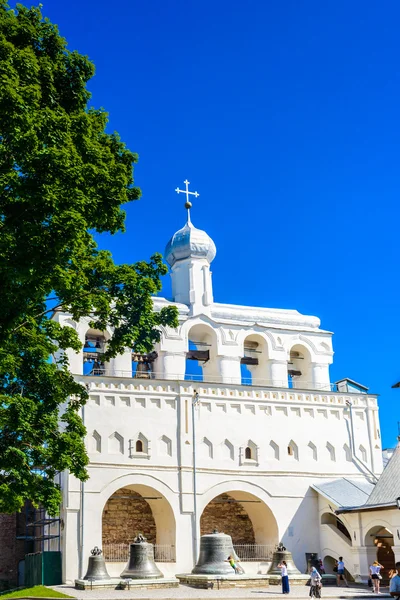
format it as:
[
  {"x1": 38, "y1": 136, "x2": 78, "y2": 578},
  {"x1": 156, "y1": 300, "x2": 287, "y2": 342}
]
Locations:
[
  {"x1": 192, "y1": 530, "x2": 241, "y2": 575},
  {"x1": 120, "y1": 535, "x2": 163, "y2": 579}
]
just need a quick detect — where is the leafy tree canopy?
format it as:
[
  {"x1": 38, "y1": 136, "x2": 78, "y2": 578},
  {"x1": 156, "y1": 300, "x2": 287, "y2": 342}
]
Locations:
[{"x1": 0, "y1": 2, "x2": 178, "y2": 515}]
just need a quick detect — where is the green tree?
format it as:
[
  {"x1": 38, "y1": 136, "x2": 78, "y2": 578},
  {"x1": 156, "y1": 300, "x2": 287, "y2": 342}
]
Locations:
[{"x1": 0, "y1": 2, "x2": 178, "y2": 515}]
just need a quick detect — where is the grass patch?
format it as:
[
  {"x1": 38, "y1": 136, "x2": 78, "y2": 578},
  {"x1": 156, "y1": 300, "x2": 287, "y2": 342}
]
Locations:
[{"x1": 0, "y1": 586, "x2": 73, "y2": 599}]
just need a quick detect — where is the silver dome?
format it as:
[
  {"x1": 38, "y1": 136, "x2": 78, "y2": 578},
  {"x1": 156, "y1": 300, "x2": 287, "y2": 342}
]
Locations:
[{"x1": 165, "y1": 219, "x2": 216, "y2": 267}]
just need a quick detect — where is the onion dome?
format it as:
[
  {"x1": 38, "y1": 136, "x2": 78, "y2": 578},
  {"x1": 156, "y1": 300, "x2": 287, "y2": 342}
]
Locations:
[{"x1": 165, "y1": 217, "x2": 217, "y2": 268}]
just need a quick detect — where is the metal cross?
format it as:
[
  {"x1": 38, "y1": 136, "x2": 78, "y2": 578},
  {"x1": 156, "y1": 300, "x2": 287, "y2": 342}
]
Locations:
[{"x1": 175, "y1": 179, "x2": 200, "y2": 208}]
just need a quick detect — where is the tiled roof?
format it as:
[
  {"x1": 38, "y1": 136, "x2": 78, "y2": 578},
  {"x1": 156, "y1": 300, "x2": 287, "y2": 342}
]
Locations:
[
  {"x1": 364, "y1": 442, "x2": 400, "y2": 506},
  {"x1": 312, "y1": 478, "x2": 374, "y2": 508}
]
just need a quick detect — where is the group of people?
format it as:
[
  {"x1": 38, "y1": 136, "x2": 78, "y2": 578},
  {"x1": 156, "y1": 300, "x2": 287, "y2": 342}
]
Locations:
[{"x1": 225, "y1": 552, "x2": 400, "y2": 598}]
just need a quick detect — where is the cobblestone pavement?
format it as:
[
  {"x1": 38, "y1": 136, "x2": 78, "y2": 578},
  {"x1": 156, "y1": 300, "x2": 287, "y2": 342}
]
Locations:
[{"x1": 52, "y1": 583, "x2": 391, "y2": 600}]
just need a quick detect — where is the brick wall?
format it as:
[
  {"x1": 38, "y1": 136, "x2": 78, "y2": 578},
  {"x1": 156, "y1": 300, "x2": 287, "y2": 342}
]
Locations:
[
  {"x1": 200, "y1": 494, "x2": 255, "y2": 544},
  {"x1": 0, "y1": 513, "x2": 24, "y2": 589},
  {"x1": 102, "y1": 488, "x2": 156, "y2": 545}
]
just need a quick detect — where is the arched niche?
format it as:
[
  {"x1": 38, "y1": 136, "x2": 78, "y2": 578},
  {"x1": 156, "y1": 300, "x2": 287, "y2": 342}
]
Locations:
[
  {"x1": 241, "y1": 333, "x2": 270, "y2": 386},
  {"x1": 102, "y1": 484, "x2": 176, "y2": 552},
  {"x1": 287, "y1": 343, "x2": 312, "y2": 389},
  {"x1": 185, "y1": 323, "x2": 219, "y2": 383},
  {"x1": 321, "y1": 513, "x2": 352, "y2": 543},
  {"x1": 200, "y1": 490, "x2": 278, "y2": 548}
]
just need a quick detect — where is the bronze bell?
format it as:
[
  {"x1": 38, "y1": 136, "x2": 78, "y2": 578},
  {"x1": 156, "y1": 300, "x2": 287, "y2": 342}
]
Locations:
[
  {"x1": 267, "y1": 543, "x2": 301, "y2": 576},
  {"x1": 83, "y1": 547, "x2": 110, "y2": 580},
  {"x1": 192, "y1": 530, "x2": 239, "y2": 575},
  {"x1": 134, "y1": 361, "x2": 151, "y2": 379},
  {"x1": 120, "y1": 537, "x2": 163, "y2": 579}
]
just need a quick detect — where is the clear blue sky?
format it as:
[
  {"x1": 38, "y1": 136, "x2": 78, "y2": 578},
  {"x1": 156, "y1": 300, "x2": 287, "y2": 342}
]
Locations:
[{"x1": 18, "y1": 0, "x2": 400, "y2": 447}]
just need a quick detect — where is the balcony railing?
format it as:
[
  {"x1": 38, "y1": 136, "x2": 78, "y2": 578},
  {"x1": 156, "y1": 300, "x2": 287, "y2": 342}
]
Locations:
[
  {"x1": 103, "y1": 543, "x2": 175, "y2": 563},
  {"x1": 83, "y1": 369, "x2": 345, "y2": 392}
]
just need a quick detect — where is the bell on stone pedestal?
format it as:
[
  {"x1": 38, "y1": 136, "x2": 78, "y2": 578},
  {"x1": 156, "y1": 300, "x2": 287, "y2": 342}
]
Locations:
[
  {"x1": 83, "y1": 546, "x2": 110, "y2": 580},
  {"x1": 267, "y1": 543, "x2": 301, "y2": 576},
  {"x1": 120, "y1": 536, "x2": 163, "y2": 579},
  {"x1": 192, "y1": 530, "x2": 240, "y2": 575}
]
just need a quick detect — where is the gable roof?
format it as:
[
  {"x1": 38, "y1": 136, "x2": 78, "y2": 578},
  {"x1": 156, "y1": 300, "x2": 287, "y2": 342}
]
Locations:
[
  {"x1": 364, "y1": 441, "x2": 400, "y2": 506},
  {"x1": 312, "y1": 478, "x2": 374, "y2": 508},
  {"x1": 337, "y1": 442, "x2": 400, "y2": 514}
]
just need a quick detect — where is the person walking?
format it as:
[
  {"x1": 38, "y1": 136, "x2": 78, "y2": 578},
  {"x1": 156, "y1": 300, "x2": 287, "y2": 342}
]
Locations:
[
  {"x1": 335, "y1": 557, "x2": 349, "y2": 587},
  {"x1": 309, "y1": 566, "x2": 322, "y2": 598},
  {"x1": 278, "y1": 560, "x2": 290, "y2": 594},
  {"x1": 369, "y1": 561, "x2": 384, "y2": 594},
  {"x1": 390, "y1": 562, "x2": 400, "y2": 597}
]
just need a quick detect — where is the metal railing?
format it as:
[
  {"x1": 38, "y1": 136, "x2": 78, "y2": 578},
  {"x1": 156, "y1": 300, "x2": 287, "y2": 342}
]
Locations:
[
  {"x1": 233, "y1": 544, "x2": 275, "y2": 561},
  {"x1": 84, "y1": 370, "x2": 341, "y2": 392},
  {"x1": 102, "y1": 543, "x2": 175, "y2": 563}
]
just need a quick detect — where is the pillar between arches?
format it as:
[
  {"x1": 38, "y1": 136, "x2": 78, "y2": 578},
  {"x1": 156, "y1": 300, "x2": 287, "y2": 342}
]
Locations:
[
  {"x1": 269, "y1": 359, "x2": 288, "y2": 387},
  {"x1": 218, "y1": 356, "x2": 241, "y2": 384},
  {"x1": 311, "y1": 363, "x2": 331, "y2": 391}
]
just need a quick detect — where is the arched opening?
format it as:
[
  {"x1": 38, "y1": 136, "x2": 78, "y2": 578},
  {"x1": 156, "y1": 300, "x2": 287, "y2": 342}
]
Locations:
[
  {"x1": 364, "y1": 525, "x2": 395, "y2": 582},
  {"x1": 323, "y1": 555, "x2": 353, "y2": 581},
  {"x1": 136, "y1": 440, "x2": 143, "y2": 453},
  {"x1": 200, "y1": 490, "x2": 278, "y2": 561},
  {"x1": 185, "y1": 324, "x2": 218, "y2": 383},
  {"x1": 102, "y1": 484, "x2": 176, "y2": 563},
  {"x1": 245, "y1": 446, "x2": 252, "y2": 460},
  {"x1": 83, "y1": 329, "x2": 109, "y2": 375},
  {"x1": 241, "y1": 334, "x2": 270, "y2": 386},
  {"x1": 321, "y1": 513, "x2": 352, "y2": 543},
  {"x1": 287, "y1": 344, "x2": 312, "y2": 389}
]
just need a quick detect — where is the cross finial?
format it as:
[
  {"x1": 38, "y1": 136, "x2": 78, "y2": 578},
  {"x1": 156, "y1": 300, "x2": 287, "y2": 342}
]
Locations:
[{"x1": 175, "y1": 179, "x2": 200, "y2": 222}]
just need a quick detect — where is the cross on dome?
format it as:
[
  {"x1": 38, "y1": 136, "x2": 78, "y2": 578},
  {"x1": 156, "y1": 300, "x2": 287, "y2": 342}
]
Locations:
[{"x1": 175, "y1": 179, "x2": 200, "y2": 222}]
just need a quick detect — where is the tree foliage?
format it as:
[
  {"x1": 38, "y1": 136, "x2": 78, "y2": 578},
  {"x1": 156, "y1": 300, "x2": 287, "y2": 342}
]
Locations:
[{"x1": 0, "y1": 2, "x2": 178, "y2": 515}]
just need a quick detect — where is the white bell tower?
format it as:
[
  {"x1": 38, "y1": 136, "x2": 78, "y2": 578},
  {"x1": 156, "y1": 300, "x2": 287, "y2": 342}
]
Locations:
[{"x1": 165, "y1": 180, "x2": 216, "y2": 315}]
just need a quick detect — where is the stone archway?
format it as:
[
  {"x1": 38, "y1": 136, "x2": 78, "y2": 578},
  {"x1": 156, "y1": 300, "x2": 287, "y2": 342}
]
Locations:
[
  {"x1": 200, "y1": 490, "x2": 279, "y2": 547},
  {"x1": 201, "y1": 493, "x2": 255, "y2": 544},
  {"x1": 101, "y1": 484, "x2": 176, "y2": 562},
  {"x1": 102, "y1": 487, "x2": 156, "y2": 545},
  {"x1": 364, "y1": 525, "x2": 395, "y2": 582}
]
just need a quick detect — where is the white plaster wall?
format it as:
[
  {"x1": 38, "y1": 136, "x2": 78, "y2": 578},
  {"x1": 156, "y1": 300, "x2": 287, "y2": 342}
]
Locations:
[{"x1": 62, "y1": 375, "x2": 382, "y2": 583}]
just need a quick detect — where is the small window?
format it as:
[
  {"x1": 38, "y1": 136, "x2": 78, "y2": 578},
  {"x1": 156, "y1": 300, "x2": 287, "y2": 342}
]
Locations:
[
  {"x1": 136, "y1": 440, "x2": 143, "y2": 453},
  {"x1": 288, "y1": 445, "x2": 294, "y2": 456},
  {"x1": 245, "y1": 446, "x2": 252, "y2": 460}
]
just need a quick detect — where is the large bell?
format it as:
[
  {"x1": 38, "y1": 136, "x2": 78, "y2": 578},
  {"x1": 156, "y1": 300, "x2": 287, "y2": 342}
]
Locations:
[
  {"x1": 83, "y1": 547, "x2": 110, "y2": 580},
  {"x1": 267, "y1": 543, "x2": 301, "y2": 576},
  {"x1": 192, "y1": 530, "x2": 239, "y2": 575},
  {"x1": 120, "y1": 538, "x2": 163, "y2": 579}
]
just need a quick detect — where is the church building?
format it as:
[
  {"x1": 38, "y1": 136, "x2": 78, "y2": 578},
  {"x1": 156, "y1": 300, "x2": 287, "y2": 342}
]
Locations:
[{"x1": 53, "y1": 184, "x2": 394, "y2": 584}]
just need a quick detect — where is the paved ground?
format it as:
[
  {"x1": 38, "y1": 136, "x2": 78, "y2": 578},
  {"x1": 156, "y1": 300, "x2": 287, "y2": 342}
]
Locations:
[{"x1": 52, "y1": 583, "x2": 392, "y2": 600}]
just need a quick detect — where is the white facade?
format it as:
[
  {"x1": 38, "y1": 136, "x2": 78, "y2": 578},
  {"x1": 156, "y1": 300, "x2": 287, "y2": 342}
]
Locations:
[{"x1": 55, "y1": 211, "x2": 385, "y2": 583}]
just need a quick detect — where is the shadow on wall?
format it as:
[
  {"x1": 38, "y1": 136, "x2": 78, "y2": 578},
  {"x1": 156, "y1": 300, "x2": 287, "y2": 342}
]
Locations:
[{"x1": 281, "y1": 489, "x2": 320, "y2": 574}]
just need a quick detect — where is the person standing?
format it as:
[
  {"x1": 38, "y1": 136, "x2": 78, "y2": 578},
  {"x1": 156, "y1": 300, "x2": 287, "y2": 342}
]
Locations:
[
  {"x1": 278, "y1": 560, "x2": 290, "y2": 594},
  {"x1": 309, "y1": 567, "x2": 322, "y2": 598},
  {"x1": 390, "y1": 562, "x2": 400, "y2": 598},
  {"x1": 369, "y1": 561, "x2": 384, "y2": 594},
  {"x1": 335, "y1": 557, "x2": 349, "y2": 587}
]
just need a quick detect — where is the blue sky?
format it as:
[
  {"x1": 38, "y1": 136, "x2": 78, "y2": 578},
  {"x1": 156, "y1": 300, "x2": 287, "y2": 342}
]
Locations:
[{"x1": 17, "y1": 0, "x2": 400, "y2": 447}]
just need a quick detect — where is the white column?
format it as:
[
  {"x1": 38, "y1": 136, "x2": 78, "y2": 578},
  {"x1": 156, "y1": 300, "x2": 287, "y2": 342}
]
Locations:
[
  {"x1": 109, "y1": 349, "x2": 132, "y2": 377},
  {"x1": 268, "y1": 359, "x2": 288, "y2": 387},
  {"x1": 311, "y1": 363, "x2": 330, "y2": 391},
  {"x1": 218, "y1": 356, "x2": 241, "y2": 384},
  {"x1": 160, "y1": 351, "x2": 186, "y2": 380}
]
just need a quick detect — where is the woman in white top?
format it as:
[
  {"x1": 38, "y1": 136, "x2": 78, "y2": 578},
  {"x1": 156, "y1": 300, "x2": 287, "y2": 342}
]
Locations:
[
  {"x1": 369, "y1": 561, "x2": 384, "y2": 594},
  {"x1": 278, "y1": 561, "x2": 290, "y2": 594}
]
